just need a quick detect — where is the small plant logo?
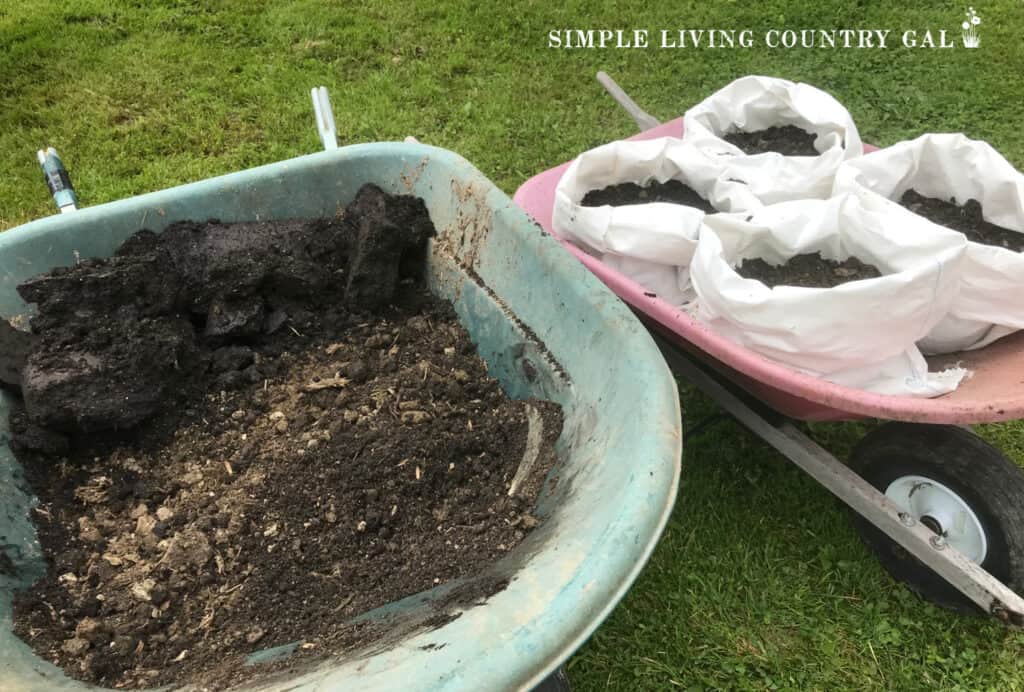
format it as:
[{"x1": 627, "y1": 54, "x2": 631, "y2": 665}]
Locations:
[{"x1": 962, "y1": 7, "x2": 981, "y2": 47}]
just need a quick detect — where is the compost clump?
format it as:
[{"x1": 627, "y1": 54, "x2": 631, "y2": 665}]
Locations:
[
  {"x1": 13, "y1": 184, "x2": 432, "y2": 442},
  {"x1": 8, "y1": 184, "x2": 562, "y2": 689}
]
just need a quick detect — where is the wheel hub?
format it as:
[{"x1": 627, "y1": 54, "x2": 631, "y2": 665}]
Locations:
[
  {"x1": 884, "y1": 475, "x2": 988, "y2": 564},
  {"x1": 919, "y1": 514, "x2": 944, "y2": 536}
]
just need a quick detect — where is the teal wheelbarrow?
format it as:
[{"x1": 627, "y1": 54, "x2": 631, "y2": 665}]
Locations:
[{"x1": 0, "y1": 141, "x2": 681, "y2": 690}]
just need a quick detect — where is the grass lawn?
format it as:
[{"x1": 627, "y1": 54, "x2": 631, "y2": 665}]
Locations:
[{"x1": 4, "y1": 0, "x2": 1024, "y2": 689}]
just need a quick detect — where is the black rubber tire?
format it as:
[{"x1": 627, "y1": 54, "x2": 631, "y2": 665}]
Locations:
[
  {"x1": 849, "y1": 422, "x2": 1024, "y2": 614},
  {"x1": 531, "y1": 666, "x2": 572, "y2": 692}
]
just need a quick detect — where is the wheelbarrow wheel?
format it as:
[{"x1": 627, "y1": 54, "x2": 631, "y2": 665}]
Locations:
[{"x1": 849, "y1": 422, "x2": 1024, "y2": 613}]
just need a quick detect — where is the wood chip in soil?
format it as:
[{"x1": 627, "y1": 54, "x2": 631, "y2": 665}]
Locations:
[
  {"x1": 723, "y1": 125, "x2": 820, "y2": 156},
  {"x1": 736, "y1": 252, "x2": 883, "y2": 289},
  {"x1": 900, "y1": 189, "x2": 1024, "y2": 252},
  {"x1": 7, "y1": 187, "x2": 564, "y2": 690},
  {"x1": 580, "y1": 180, "x2": 717, "y2": 213}
]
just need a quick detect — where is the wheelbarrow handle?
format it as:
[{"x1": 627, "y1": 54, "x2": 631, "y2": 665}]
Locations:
[
  {"x1": 311, "y1": 86, "x2": 339, "y2": 151},
  {"x1": 309, "y1": 87, "x2": 420, "y2": 148},
  {"x1": 37, "y1": 147, "x2": 78, "y2": 214},
  {"x1": 595, "y1": 71, "x2": 662, "y2": 132}
]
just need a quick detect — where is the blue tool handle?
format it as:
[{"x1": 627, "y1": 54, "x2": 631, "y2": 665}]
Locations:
[{"x1": 37, "y1": 147, "x2": 78, "y2": 213}]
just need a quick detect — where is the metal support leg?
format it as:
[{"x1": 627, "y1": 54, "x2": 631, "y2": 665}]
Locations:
[{"x1": 652, "y1": 332, "x2": 1024, "y2": 625}]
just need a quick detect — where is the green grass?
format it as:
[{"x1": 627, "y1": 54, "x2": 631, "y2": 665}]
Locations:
[{"x1": 3, "y1": 1, "x2": 1024, "y2": 689}]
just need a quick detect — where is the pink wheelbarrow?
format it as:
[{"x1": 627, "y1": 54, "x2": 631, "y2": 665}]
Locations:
[{"x1": 513, "y1": 73, "x2": 1024, "y2": 625}]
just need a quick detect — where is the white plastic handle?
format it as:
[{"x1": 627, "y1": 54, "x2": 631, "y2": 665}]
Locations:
[
  {"x1": 595, "y1": 71, "x2": 662, "y2": 132},
  {"x1": 311, "y1": 86, "x2": 338, "y2": 151}
]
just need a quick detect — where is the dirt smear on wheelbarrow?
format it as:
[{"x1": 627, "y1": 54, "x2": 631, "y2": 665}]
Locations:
[{"x1": 8, "y1": 184, "x2": 563, "y2": 690}]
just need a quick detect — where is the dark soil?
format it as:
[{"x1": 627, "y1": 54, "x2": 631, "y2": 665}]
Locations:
[
  {"x1": 8, "y1": 185, "x2": 563, "y2": 690},
  {"x1": 736, "y1": 252, "x2": 883, "y2": 289},
  {"x1": 580, "y1": 179, "x2": 717, "y2": 213},
  {"x1": 723, "y1": 125, "x2": 819, "y2": 156},
  {"x1": 0, "y1": 319, "x2": 32, "y2": 388},
  {"x1": 899, "y1": 189, "x2": 1024, "y2": 252},
  {"x1": 13, "y1": 185, "x2": 433, "y2": 441}
]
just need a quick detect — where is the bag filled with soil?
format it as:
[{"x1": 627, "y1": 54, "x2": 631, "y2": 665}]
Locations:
[
  {"x1": 682, "y1": 75, "x2": 863, "y2": 209},
  {"x1": 833, "y1": 133, "x2": 1024, "y2": 353},
  {"x1": 690, "y1": 193, "x2": 969, "y2": 397},
  {"x1": 553, "y1": 137, "x2": 723, "y2": 306}
]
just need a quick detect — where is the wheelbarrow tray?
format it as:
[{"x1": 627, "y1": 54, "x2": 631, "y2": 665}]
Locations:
[
  {"x1": 0, "y1": 143, "x2": 681, "y2": 691},
  {"x1": 513, "y1": 118, "x2": 1024, "y2": 424}
]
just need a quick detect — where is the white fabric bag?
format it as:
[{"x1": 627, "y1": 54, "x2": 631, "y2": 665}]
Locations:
[
  {"x1": 682, "y1": 75, "x2": 863, "y2": 210},
  {"x1": 553, "y1": 137, "x2": 716, "y2": 305},
  {"x1": 690, "y1": 194, "x2": 969, "y2": 397},
  {"x1": 833, "y1": 133, "x2": 1024, "y2": 353}
]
